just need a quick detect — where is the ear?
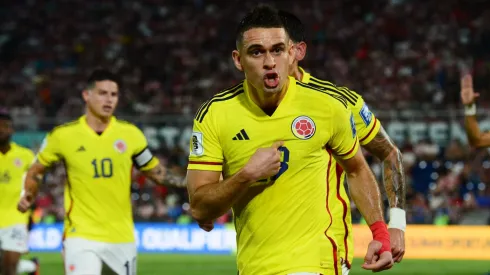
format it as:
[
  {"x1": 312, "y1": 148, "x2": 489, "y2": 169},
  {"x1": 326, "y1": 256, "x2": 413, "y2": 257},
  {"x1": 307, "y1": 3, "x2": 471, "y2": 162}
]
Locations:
[
  {"x1": 232, "y1": 50, "x2": 243, "y2": 72},
  {"x1": 82, "y1": 90, "x2": 90, "y2": 102},
  {"x1": 288, "y1": 43, "x2": 295, "y2": 67},
  {"x1": 296, "y1": 42, "x2": 307, "y2": 61}
]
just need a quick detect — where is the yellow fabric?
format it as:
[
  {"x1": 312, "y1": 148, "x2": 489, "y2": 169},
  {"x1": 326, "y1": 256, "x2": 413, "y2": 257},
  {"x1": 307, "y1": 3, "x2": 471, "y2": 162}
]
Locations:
[
  {"x1": 188, "y1": 77, "x2": 359, "y2": 275},
  {"x1": 301, "y1": 67, "x2": 383, "y2": 266},
  {"x1": 37, "y1": 116, "x2": 158, "y2": 243},
  {"x1": 0, "y1": 143, "x2": 34, "y2": 227}
]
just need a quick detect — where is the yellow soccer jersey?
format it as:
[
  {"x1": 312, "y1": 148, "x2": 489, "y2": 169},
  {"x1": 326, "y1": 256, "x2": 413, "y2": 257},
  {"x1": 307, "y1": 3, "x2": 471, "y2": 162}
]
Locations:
[
  {"x1": 188, "y1": 77, "x2": 360, "y2": 275},
  {"x1": 0, "y1": 143, "x2": 35, "y2": 228},
  {"x1": 301, "y1": 67, "x2": 382, "y2": 267},
  {"x1": 37, "y1": 116, "x2": 158, "y2": 243}
]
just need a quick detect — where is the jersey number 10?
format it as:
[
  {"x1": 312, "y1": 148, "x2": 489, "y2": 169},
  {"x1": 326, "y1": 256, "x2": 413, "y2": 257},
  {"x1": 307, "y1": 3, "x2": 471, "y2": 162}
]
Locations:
[{"x1": 91, "y1": 158, "x2": 113, "y2": 178}]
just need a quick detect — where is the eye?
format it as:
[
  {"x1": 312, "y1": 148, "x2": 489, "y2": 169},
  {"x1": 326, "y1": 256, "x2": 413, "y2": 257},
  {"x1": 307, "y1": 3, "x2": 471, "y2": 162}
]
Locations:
[
  {"x1": 252, "y1": 50, "x2": 262, "y2": 56},
  {"x1": 273, "y1": 47, "x2": 284, "y2": 54}
]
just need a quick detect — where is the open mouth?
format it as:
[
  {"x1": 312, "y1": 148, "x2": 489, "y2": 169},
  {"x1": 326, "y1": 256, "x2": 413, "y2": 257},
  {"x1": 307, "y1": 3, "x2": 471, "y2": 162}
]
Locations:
[
  {"x1": 264, "y1": 72, "x2": 279, "y2": 88},
  {"x1": 102, "y1": 105, "x2": 112, "y2": 112}
]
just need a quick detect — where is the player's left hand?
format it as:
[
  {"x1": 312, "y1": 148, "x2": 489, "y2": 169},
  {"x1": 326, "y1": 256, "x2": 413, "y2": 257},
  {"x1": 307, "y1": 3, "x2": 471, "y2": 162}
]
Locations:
[
  {"x1": 198, "y1": 220, "x2": 214, "y2": 232},
  {"x1": 362, "y1": 240, "x2": 394, "y2": 272},
  {"x1": 388, "y1": 228, "x2": 405, "y2": 263}
]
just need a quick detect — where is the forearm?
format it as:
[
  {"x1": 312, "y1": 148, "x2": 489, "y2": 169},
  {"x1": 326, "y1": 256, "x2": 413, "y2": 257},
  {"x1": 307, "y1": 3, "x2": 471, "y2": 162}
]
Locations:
[
  {"x1": 363, "y1": 127, "x2": 406, "y2": 209},
  {"x1": 346, "y1": 164, "x2": 384, "y2": 225},
  {"x1": 464, "y1": 115, "x2": 483, "y2": 146},
  {"x1": 23, "y1": 162, "x2": 46, "y2": 197},
  {"x1": 144, "y1": 164, "x2": 183, "y2": 186},
  {"x1": 381, "y1": 149, "x2": 406, "y2": 209},
  {"x1": 190, "y1": 170, "x2": 250, "y2": 222}
]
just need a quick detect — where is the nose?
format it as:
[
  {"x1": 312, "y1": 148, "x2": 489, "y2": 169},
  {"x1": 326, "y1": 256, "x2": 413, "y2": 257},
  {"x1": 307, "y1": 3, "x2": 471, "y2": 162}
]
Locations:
[{"x1": 263, "y1": 51, "x2": 276, "y2": 70}]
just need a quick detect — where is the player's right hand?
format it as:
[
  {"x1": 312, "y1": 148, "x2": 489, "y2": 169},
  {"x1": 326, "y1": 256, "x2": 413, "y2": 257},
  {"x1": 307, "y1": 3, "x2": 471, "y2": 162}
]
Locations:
[
  {"x1": 17, "y1": 193, "x2": 35, "y2": 213},
  {"x1": 460, "y1": 74, "x2": 479, "y2": 105},
  {"x1": 362, "y1": 240, "x2": 394, "y2": 272},
  {"x1": 242, "y1": 141, "x2": 283, "y2": 182}
]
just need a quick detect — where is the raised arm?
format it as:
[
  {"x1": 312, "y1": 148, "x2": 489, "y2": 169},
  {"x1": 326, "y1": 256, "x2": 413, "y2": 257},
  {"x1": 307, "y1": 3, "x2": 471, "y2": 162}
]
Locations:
[{"x1": 460, "y1": 74, "x2": 490, "y2": 147}]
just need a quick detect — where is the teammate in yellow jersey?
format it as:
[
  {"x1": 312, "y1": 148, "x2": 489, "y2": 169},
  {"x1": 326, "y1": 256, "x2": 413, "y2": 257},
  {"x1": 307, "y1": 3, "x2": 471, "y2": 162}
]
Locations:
[
  {"x1": 186, "y1": 5, "x2": 393, "y2": 275},
  {"x1": 17, "y1": 69, "x2": 182, "y2": 275},
  {"x1": 0, "y1": 112, "x2": 39, "y2": 275},
  {"x1": 279, "y1": 11, "x2": 407, "y2": 274}
]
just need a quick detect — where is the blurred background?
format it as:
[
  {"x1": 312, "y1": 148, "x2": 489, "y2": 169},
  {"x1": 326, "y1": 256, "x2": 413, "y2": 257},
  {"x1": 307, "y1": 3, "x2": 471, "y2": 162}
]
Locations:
[{"x1": 1, "y1": 0, "x2": 490, "y2": 274}]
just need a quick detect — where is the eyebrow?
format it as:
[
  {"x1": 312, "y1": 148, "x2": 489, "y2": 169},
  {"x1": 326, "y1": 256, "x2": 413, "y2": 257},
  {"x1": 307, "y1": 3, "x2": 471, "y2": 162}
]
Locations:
[{"x1": 246, "y1": 42, "x2": 286, "y2": 51}]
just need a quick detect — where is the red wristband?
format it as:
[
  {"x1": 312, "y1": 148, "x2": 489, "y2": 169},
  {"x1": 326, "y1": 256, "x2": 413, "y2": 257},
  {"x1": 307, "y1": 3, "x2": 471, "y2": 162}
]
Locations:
[{"x1": 369, "y1": 221, "x2": 391, "y2": 254}]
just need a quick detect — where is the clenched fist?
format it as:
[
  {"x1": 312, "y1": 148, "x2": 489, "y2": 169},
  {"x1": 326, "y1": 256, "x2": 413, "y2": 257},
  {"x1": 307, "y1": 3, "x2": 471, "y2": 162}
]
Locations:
[{"x1": 242, "y1": 141, "x2": 283, "y2": 182}]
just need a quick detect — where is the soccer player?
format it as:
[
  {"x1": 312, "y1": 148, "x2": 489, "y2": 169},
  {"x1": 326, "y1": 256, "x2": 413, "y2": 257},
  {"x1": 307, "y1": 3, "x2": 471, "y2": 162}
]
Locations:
[
  {"x1": 460, "y1": 74, "x2": 490, "y2": 147},
  {"x1": 0, "y1": 112, "x2": 39, "y2": 275},
  {"x1": 186, "y1": 5, "x2": 393, "y2": 275},
  {"x1": 279, "y1": 10, "x2": 406, "y2": 274},
  {"x1": 17, "y1": 69, "x2": 179, "y2": 275}
]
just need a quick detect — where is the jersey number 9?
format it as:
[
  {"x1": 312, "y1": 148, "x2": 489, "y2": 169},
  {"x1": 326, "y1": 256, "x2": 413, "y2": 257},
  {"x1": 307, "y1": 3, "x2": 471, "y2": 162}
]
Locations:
[{"x1": 91, "y1": 158, "x2": 113, "y2": 178}]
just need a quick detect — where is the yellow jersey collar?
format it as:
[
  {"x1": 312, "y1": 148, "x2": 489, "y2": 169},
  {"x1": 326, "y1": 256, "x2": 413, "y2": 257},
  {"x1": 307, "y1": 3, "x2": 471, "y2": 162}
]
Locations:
[
  {"x1": 80, "y1": 115, "x2": 115, "y2": 137},
  {"x1": 299, "y1": 67, "x2": 311, "y2": 84},
  {"x1": 243, "y1": 76, "x2": 297, "y2": 117}
]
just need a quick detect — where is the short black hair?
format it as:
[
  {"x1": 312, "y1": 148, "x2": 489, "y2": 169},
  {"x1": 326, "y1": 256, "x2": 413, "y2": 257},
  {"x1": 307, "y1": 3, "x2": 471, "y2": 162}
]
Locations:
[
  {"x1": 87, "y1": 69, "x2": 120, "y2": 89},
  {"x1": 235, "y1": 4, "x2": 285, "y2": 48},
  {"x1": 278, "y1": 10, "x2": 305, "y2": 43},
  {"x1": 0, "y1": 111, "x2": 12, "y2": 121}
]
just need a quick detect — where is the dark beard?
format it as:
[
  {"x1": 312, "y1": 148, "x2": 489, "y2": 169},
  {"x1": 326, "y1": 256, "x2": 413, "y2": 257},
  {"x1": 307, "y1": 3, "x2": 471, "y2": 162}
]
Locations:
[{"x1": 0, "y1": 137, "x2": 10, "y2": 148}]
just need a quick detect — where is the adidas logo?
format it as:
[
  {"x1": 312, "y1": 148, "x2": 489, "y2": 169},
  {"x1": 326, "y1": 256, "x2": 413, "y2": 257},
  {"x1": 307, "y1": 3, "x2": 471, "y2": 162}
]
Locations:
[
  {"x1": 232, "y1": 129, "x2": 250, "y2": 140},
  {"x1": 76, "y1": 146, "x2": 86, "y2": 152}
]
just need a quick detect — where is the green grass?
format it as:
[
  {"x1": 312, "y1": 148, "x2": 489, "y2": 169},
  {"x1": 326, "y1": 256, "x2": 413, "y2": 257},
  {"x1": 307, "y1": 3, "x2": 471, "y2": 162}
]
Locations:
[{"x1": 28, "y1": 253, "x2": 489, "y2": 275}]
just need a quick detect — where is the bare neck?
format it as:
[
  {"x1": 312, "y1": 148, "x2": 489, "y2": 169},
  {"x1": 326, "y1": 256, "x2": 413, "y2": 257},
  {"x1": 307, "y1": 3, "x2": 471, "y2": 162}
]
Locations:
[
  {"x1": 85, "y1": 111, "x2": 111, "y2": 133},
  {"x1": 248, "y1": 79, "x2": 290, "y2": 111},
  {"x1": 291, "y1": 65, "x2": 304, "y2": 82}
]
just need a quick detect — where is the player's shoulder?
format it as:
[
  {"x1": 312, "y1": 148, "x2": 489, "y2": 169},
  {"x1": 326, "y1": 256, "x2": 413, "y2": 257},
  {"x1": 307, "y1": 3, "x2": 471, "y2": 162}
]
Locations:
[
  {"x1": 11, "y1": 143, "x2": 35, "y2": 158},
  {"x1": 305, "y1": 75, "x2": 361, "y2": 107},
  {"x1": 194, "y1": 81, "x2": 245, "y2": 123},
  {"x1": 296, "y1": 80, "x2": 349, "y2": 109},
  {"x1": 114, "y1": 118, "x2": 145, "y2": 136},
  {"x1": 49, "y1": 118, "x2": 82, "y2": 136}
]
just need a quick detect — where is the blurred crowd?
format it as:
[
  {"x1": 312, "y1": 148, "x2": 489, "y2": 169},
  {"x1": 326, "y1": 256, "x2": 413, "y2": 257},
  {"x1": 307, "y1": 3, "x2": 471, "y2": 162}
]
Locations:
[{"x1": 1, "y1": 0, "x2": 490, "y2": 225}]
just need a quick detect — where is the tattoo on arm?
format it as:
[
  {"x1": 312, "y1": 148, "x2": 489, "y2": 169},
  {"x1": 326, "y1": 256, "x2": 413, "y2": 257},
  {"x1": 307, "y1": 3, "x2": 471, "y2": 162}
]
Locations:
[{"x1": 363, "y1": 127, "x2": 406, "y2": 209}]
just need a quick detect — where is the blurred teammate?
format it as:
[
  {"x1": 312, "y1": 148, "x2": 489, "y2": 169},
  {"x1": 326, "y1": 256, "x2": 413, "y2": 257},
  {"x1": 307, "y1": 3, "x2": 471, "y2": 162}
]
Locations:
[
  {"x1": 460, "y1": 74, "x2": 490, "y2": 148},
  {"x1": 187, "y1": 5, "x2": 393, "y2": 275},
  {"x1": 17, "y1": 69, "x2": 181, "y2": 275},
  {"x1": 279, "y1": 10, "x2": 406, "y2": 274},
  {"x1": 0, "y1": 112, "x2": 39, "y2": 275}
]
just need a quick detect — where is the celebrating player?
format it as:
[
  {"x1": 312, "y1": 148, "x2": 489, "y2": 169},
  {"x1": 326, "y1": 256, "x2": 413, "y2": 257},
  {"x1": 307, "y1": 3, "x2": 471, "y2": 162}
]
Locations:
[
  {"x1": 17, "y1": 69, "x2": 181, "y2": 275},
  {"x1": 0, "y1": 112, "x2": 39, "y2": 275},
  {"x1": 279, "y1": 10, "x2": 406, "y2": 273},
  {"x1": 460, "y1": 74, "x2": 490, "y2": 147},
  {"x1": 186, "y1": 5, "x2": 393, "y2": 275}
]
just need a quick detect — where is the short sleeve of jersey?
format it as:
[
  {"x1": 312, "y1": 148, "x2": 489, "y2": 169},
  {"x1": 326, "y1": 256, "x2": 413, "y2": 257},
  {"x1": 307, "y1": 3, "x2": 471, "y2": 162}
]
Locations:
[
  {"x1": 327, "y1": 101, "x2": 360, "y2": 160},
  {"x1": 37, "y1": 131, "x2": 62, "y2": 167},
  {"x1": 130, "y1": 126, "x2": 159, "y2": 171},
  {"x1": 349, "y1": 93, "x2": 381, "y2": 145},
  {"x1": 188, "y1": 107, "x2": 223, "y2": 172}
]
